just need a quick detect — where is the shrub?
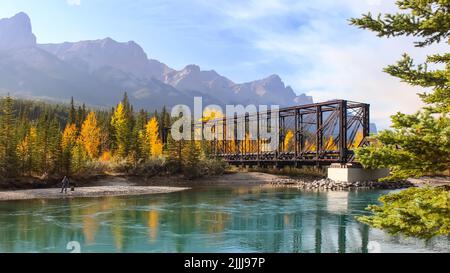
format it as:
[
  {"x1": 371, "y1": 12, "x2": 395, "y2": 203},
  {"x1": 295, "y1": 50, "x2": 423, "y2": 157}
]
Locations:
[
  {"x1": 82, "y1": 161, "x2": 108, "y2": 176},
  {"x1": 166, "y1": 160, "x2": 183, "y2": 175},
  {"x1": 133, "y1": 158, "x2": 167, "y2": 177},
  {"x1": 199, "y1": 159, "x2": 228, "y2": 176},
  {"x1": 101, "y1": 157, "x2": 135, "y2": 174},
  {"x1": 99, "y1": 151, "x2": 112, "y2": 162},
  {"x1": 357, "y1": 187, "x2": 450, "y2": 239}
]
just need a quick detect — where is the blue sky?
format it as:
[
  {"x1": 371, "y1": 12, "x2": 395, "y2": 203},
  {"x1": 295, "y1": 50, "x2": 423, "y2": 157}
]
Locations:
[{"x1": 0, "y1": 0, "x2": 444, "y2": 128}]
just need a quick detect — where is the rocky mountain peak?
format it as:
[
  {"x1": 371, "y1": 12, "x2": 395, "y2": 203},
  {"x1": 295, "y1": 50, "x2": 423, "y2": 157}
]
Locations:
[
  {"x1": 39, "y1": 37, "x2": 153, "y2": 79},
  {"x1": 0, "y1": 12, "x2": 36, "y2": 50},
  {"x1": 265, "y1": 74, "x2": 282, "y2": 81},
  {"x1": 259, "y1": 74, "x2": 284, "y2": 86},
  {"x1": 0, "y1": 11, "x2": 316, "y2": 111},
  {"x1": 184, "y1": 64, "x2": 201, "y2": 73}
]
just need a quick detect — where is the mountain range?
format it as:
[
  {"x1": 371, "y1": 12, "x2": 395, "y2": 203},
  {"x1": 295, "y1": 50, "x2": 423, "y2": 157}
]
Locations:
[{"x1": 0, "y1": 12, "x2": 313, "y2": 110}]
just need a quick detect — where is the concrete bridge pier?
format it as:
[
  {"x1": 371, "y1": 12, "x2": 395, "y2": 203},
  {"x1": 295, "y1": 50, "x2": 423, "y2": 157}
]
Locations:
[{"x1": 327, "y1": 163, "x2": 389, "y2": 183}]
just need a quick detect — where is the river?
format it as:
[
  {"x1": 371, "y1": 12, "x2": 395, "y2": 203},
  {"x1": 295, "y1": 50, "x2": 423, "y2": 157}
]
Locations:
[{"x1": 0, "y1": 186, "x2": 448, "y2": 253}]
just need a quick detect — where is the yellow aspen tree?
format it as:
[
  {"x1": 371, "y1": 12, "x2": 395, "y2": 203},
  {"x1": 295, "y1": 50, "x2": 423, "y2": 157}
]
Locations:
[
  {"x1": 305, "y1": 140, "x2": 316, "y2": 152},
  {"x1": 352, "y1": 131, "x2": 364, "y2": 148},
  {"x1": 260, "y1": 139, "x2": 268, "y2": 152},
  {"x1": 201, "y1": 108, "x2": 223, "y2": 156},
  {"x1": 324, "y1": 136, "x2": 337, "y2": 150},
  {"x1": 80, "y1": 111, "x2": 101, "y2": 159},
  {"x1": 145, "y1": 117, "x2": 163, "y2": 158},
  {"x1": 244, "y1": 133, "x2": 255, "y2": 153},
  {"x1": 283, "y1": 130, "x2": 294, "y2": 152},
  {"x1": 152, "y1": 140, "x2": 163, "y2": 157},
  {"x1": 62, "y1": 124, "x2": 78, "y2": 150},
  {"x1": 202, "y1": 108, "x2": 223, "y2": 122}
]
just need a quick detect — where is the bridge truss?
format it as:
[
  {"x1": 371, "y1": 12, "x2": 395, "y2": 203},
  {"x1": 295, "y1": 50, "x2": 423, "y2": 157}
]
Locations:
[{"x1": 185, "y1": 100, "x2": 370, "y2": 167}]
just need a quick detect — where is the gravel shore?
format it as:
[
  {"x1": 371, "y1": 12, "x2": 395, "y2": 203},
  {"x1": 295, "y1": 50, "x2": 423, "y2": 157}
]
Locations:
[
  {"x1": 0, "y1": 172, "x2": 278, "y2": 201},
  {"x1": 1, "y1": 172, "x2": 447, "y2": 201},
  {"x1": 0, "y1": 186, "x2": 188, "y2": 201}
]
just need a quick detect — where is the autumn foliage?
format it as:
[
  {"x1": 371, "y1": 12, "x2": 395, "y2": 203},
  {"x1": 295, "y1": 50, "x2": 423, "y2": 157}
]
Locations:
[
  {"x1": 80, "y1": 112, "x2": 101, "y2": 159},
  {"x1": 0, "y1": 93, "x2": 167, "y2": 177}
]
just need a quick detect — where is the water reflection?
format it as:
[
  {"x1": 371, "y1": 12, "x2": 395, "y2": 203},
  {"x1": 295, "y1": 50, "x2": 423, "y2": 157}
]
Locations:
[{"x1": 0, "y1": 187, "x2": 448, "y2": 253}]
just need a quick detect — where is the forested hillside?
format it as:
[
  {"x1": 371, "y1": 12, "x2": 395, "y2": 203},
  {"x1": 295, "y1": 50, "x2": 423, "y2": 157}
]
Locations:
[{"x1": 0, "y1": 94, "x2": 224, "y2": 180}]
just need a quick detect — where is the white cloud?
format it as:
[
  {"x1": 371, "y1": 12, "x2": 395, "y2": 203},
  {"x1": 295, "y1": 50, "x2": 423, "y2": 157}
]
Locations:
[
  {"x1": 67, "y1": 0, "x2": 81, "y2": 6},
  {"x1": 195, "y1": 0, "x2": 444, "y2": 129},
  {"x1": 252, "y1": 29, "x2": 438, "y2": 128},
  {"x1": 197, "y1": 0, "x2": 394, "y2": 21}
]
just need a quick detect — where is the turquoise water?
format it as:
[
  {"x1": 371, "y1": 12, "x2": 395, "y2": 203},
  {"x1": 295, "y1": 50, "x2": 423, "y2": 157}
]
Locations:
[{"x1": 0, "y1": 186, "x2": 448, "y2": 253}]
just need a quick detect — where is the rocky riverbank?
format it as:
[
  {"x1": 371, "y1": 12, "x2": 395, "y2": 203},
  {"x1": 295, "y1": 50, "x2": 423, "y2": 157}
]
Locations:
[
  {"x1": 1, "y1": 172, "x2": 446, "y2": 201},
  {"x1": 270, "y1": 177, "x2": 414, "y2": 190}
]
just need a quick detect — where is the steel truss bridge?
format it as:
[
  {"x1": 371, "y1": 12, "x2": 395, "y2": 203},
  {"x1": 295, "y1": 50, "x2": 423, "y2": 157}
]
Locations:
[{"x1": 171, "y1": 100, "x2": 370, "y2": 167}]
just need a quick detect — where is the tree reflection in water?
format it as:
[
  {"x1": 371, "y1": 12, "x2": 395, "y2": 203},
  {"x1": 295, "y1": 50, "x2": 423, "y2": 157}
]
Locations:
[{"x1": 0, "y1": 187, "x2": 448, "y2": 253}]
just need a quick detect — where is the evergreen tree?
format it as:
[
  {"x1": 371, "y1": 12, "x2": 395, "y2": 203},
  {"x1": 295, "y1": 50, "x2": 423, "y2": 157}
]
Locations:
[
  {"x1": 358, "y1": 187, "x2": 450, "y2": 239},
  {"x1": 133, "y1": 109, "x2": 148, "y2": 160},
  {"x1": 160, "y1": 106, "x2": 170, "y2": 147},
  {"x1": 122, "y1": 92, "x2": 131, "y2": 113},
  {"x1": 107, "y1": 106, "x2": 117, "y2": 152},
  {"x1": 76, "y1": 105, "x2": 83, "y2": 129},
  {"x1": 0, "y1": 95, "x2": 18, "y2": 177},
  {"x1": 35, "y1": 112, "x2": 49, "y2": 174},
  {"x1": 351, "y1": 0, "x2": 450, "y2": 239},
  {"x1": 16, "y1": 129, "x2": 30, "y2": 175},
  {"x1": 82, "y1": 103, "x2": 87, "y2": 120},
  {"x1": 71, "y1": 139, "x2": 88, "y2": 174},
  {"x1": 351, "y1": 0, "x2": 450, "y2": 180},
  {"x1": 47, "y1": 118, "x2": 62, "y2": 174},
  {"x1": 111, "y1": 102, "x2": 131, "y2": 157},
  {"x1": 166, "y1": 134, "x2": 183, "y2": 173},
  {"x1": 62, "y1": 123, "x2": 78, "y2": 175},
  {"x1": 33, "y1": 112, "x2": 61, "y2": 175},
  {"x1": 182, "y1": 140, "x2": 200, "y2": 179},
  {"x1": 68, "y1": 96, "x2": 76, "y2": 125},
  {"x1": 121, "y1": 92, "x2": 135, "y2": 134}
]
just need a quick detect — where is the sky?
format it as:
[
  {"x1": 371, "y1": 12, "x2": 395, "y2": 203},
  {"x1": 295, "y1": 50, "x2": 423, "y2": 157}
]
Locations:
[{"x1": 0, "y1": 0, "x2": 446, "y2": 129}]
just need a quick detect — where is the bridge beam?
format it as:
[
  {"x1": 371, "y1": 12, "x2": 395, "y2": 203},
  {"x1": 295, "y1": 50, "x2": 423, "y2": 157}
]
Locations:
[
  {"x1": 316, "y1": 105, "x2": 323, "y2": 164},
  {"x1": 339, "y1": 100, "x2": 348, "y2": 164},
  {"x1": 363, "y1": 104, "x2": 370, "y2": 137}
]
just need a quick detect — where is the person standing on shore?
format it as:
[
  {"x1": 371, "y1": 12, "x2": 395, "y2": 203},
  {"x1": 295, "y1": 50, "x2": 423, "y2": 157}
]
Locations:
[{"x1": 60, "y1": 176, "x2": 70, "y2": 194}]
